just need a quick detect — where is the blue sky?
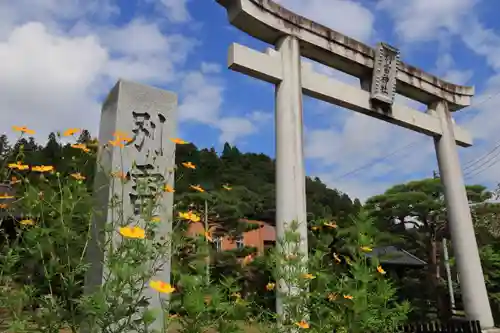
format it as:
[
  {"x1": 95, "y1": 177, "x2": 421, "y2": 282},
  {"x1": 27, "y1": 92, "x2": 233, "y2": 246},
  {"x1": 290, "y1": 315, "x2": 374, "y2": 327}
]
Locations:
[{"x1": 1, "y1": 0, "x2": 500, "y2": 200}]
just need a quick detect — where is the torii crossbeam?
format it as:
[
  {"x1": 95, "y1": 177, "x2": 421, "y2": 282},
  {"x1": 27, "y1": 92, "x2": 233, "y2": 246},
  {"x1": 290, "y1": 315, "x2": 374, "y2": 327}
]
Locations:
[{"x1": 216, "y1": 0, "x2": 493, "y2": 328}]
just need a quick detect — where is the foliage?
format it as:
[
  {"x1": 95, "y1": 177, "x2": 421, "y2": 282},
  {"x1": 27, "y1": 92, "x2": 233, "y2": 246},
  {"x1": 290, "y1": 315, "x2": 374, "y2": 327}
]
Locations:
[
  {"x1": 257, "y1": 212, "x2": 409, "y2": 333},
  {"x1": 0, "y1": 128, "x2": 411, "y2": 333},
  {"x1": 365, "y1": 178, "x2": 491, "y2": 320}
]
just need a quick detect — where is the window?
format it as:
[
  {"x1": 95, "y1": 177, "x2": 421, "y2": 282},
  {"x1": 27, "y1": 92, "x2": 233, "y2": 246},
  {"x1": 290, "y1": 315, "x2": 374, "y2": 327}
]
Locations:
[
  {"x1": 214, "y1": 236, "x2": 222, "y2": 252},
  {"x1": 236, "y1": 236, "x2": 244, "y2": 249}
]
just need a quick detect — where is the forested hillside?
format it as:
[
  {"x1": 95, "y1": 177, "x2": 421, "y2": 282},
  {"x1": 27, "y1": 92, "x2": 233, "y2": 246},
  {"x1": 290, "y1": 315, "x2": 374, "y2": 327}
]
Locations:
[{"x1": 0, "y1": 131, "x2": 361, "y2": 225}]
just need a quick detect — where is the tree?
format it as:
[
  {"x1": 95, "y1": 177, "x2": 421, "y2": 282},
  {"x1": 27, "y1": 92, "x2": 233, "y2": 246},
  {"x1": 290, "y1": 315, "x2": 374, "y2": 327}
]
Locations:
[{"x1": 365, "y1": 178, "x2": 491, "y2": 319}]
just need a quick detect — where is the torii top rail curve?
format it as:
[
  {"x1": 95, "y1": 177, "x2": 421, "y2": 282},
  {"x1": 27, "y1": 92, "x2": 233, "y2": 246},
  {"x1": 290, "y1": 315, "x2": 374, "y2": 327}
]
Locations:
[{"x1": 216, "y1": 0, "x2": 474, "y2": 111}]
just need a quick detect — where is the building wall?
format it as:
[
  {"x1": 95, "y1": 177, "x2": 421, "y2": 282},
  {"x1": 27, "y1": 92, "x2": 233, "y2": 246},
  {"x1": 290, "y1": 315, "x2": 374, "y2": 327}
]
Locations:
[{"x1": 186, "y1": 220, "x2": 276, "y2": 254}]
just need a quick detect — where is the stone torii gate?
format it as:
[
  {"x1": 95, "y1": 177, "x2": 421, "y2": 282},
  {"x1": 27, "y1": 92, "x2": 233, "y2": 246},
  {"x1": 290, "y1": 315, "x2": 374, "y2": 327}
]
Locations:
[{"x1": 216, "y1": 0, "x2": 494, "y2": 328}]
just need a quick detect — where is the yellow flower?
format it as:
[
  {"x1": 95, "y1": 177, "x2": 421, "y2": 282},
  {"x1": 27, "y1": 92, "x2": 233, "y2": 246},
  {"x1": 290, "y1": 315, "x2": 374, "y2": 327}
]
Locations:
[
  {"x1": 151, "y1": 216, "x2": 161, "y2": 223},
  {"x1": 377, "y1": 265, "x2": 386, "y2": 275},
  {"x1": 32, "y1": 165, "x2": 54, "y2": 173},
  {"x1": 149, "y1": 280, "x2": 175, "y2": 294},
  {"x1": 333, "y1": 253, "x2": 341, "y2": 263},
  {"x1": 311, "y1": 226, "x2": 320, "y2": 231},
  {"x1": 8, "y1": 161, "x2": 29, "y2": 171},
  {"x1": 343, "y1": 294, "x2": 353, "y2": 300},
  {"x1": 324, "y1": 222, "x2": 337, "y2": 229},
  {"x1": 302, "y1": 273, "x2": 316, "y2": 280},
  {"x1": 266, "y1": 282, "x2": 275, "y2": 291},
  {"x1": 0, "y1": 193, "x2": 14, "y2": 199},
  {"x1": 19, "y1": 219, "x2": 34, "y2": 226},
  {"x1": 178, "y1": 211, "x2": 201, "y2": 223},
  {"x1": 242, "y1": 254, "x2": 253, "y2": 266},
  {"x1": 170, "y1": 138, "x2": 189, "y2": 145},
  {"x1": 71, "y1": 143, "x2": 90, "y2": 153},
  {"x1": 164, "y1": 185, "x2": 175, "y2": 193},
  {"x1": 222, "y1": 184, "x2": 232, "y2": 191},
  {"x1": 119, "y1": 226, "x2": 146, "y2": 239},
  {"x1": 70, "y1": 173, "x2": 86, "y2": 181},
  {"x1": 360, "y1": 246, "x2": 373, "y2": 252},
  {"x1": 63, "y1": 128, "x2": 80, "y2": 136},
  {"x1": 190, "y1": 185, "x2": 204, "y2": 192},
  {"x1": 295, "y1": 321, "x2": 309, "y2": 329},
  {"x1": 12, "y1": 126, "x2": 35, "y2": 135},
  {"x1": 327, "y1": 293, "x2": 337, "y2": 302},
  {"x1": 182, "y1": 161, "x2": 196, "y2": 169}
]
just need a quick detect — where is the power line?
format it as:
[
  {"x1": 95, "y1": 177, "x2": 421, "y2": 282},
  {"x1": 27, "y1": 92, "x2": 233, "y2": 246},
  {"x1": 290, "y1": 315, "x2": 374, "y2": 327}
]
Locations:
[
  {"x1": 333, "y1": 140, "x2": 421, "y2": 180},
  {"x1": 331, "y1": 85, "x2": 500, "y2": 181}
]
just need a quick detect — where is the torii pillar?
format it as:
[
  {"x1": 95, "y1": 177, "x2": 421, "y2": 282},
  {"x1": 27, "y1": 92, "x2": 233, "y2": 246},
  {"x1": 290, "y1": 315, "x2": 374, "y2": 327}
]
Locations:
[{"x1": 216, "y1": 0, "x2": 494, "y2": 328}]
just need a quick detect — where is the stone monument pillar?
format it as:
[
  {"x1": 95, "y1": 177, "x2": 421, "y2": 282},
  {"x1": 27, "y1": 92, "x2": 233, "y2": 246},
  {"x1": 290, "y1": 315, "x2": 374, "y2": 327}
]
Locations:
[{"x1": 85, "y1": 79, "x2": 177, "y2": 331}]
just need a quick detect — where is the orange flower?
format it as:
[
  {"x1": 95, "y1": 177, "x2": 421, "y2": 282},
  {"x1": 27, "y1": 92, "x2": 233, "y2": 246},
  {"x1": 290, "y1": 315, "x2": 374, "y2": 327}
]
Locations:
[
  {"x1": 164, "y1": 185, "x2": 175, "y2": 193},
  {"x1": 190, "y1": 185, "x2": 204, "y2": 193},
  {"x1": 302, "y1": 273, "x2": 316, "y2": 280},
  {"x1": 170, "y1": 138, "x2": 189, "y2": 145},
  {"x1": 63, "y1": 128, "x2": 80, "y2": 136},
  {"x1": 32, "y1": 165, "x2": 54, "y2": 173},
  {"x1": 70, "y1": 173, "x2": 86, "y2": 181},
  {"x1": 149, "y1": 280, "x2": 175, "y2": 294},
  {"x1": 295, "y1": 321, "x2": 309, "y2": 329},
  {"x1": 109, "y1": 131, "x2": 132, "y2": 148},
  {"x1": 204, "y1": 230, "x2": 213, "y2": 242},
  {"x1": 71, "y1": 143, "x2": 90, "y2": 153},
  {"x1": 377, "y1": 265, "x2": 386, "y2": 275},
  {"x1": 0, "y1": 204, "x2": 8, "y2": 209},
  {"x1": 343, "y1": 294, "x2": 353, "y2": 300},
  {"x1": 182, "y1": 162, "x2": 196, "y2": 169},
  {"x1": 8, "y1": 161, "x2": 29, "y2": 171},
  {"x1": 12, "y1": 126, "x2": 35, "y2": 135},
  {"x1": 119, "y1": 226, "x2": 146, "y2": 239},
  {"x1": 324, "y1": 222, "x2": 337, "y2": 228},
  {"x1": 266, "y1": 282, "x2": 275, "y2": 291},
  {"x1": 327, "y1": 293, "x2": 337, "y2": 301},
  {"x1": 222, "y1": 184, "x2": 232, "y2": 191},
  {"x1": 111, "y1": 171, "x2": 128, "y2": 180},
  {"x1": 19, "y1": 219, "x2": 34, "y2": 226}
]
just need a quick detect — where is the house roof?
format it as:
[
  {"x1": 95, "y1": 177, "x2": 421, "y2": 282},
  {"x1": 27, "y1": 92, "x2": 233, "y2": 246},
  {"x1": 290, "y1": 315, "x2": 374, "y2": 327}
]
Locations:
[{"x1": 365, "y1": 246, "x2": 427, "y2": 267}]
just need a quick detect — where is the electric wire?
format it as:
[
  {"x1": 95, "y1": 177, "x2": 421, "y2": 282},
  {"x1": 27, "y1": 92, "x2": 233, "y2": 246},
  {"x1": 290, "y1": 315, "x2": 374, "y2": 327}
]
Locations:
[{"x1": 334, "y1": 87, "x2": 500, "y2": 181}]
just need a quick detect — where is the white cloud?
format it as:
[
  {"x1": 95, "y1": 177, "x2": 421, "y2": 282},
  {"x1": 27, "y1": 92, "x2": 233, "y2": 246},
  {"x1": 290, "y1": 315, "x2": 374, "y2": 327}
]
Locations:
[
  {"x1": 277, "y1": 0, "x2": 375, "y2": 42},
  {"x1": 0, "y1": 1, "x2": 266, "y2": 146},
  {"x1": 377, "y1": 0, "x2": 477, "y2": 43},
  {"x1": 158, "y1": 0, "x2": 192, "y2": 23}
]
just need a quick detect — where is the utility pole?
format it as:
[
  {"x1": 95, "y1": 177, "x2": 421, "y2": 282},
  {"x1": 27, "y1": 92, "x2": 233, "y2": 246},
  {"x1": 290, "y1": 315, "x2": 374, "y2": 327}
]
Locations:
[
  {"x1": 442, "y1": 238, "x2": 456, "y2": 314},
  {"x1": 204, "y1": 199, "x2": 210, "y2": 285}
]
